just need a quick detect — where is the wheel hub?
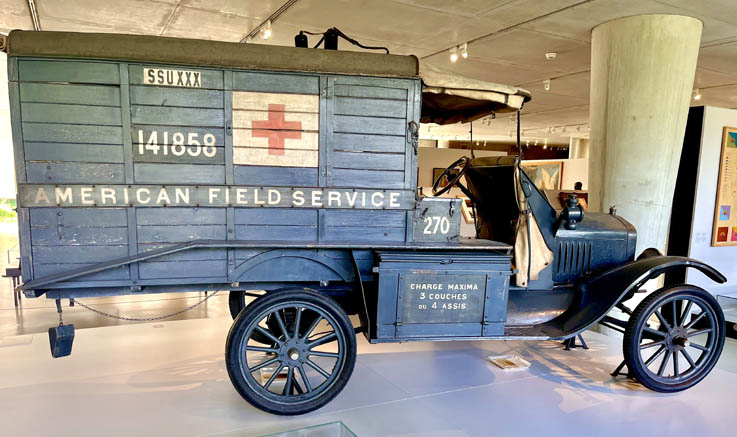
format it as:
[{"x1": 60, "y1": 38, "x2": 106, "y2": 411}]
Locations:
[
  {"x1": 288, "y1": 348, "x2": 300, "y2": 361},
  {"x1": 280, "y1": 339, "x2": 306, "y2": 364},
  {"x1": 665, "y1": 327, "x2": 689, "y2": 351}
]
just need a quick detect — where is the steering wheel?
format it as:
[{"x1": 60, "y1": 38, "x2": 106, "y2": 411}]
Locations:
[{"x1": 432, "y1": 157, "x2": 470, "y2": 196}]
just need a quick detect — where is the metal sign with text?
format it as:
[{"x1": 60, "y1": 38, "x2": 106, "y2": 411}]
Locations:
[{"x1": 400, "y1": 273, "x2": 487, "y2": 324}]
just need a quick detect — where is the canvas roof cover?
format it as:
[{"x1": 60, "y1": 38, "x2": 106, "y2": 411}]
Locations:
[
  {"x1": 419, "y1": 62, "x2": 532, "y2": 125},
  {"x1": 3, "y1": 31, "x2": 531, "y2": 124}
]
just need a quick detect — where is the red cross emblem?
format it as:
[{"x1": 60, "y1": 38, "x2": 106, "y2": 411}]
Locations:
[{"x1": 251, "y1": 104, "x2": 303, "y2": 156}]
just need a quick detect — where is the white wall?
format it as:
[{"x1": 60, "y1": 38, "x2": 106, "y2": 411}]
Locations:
[
  {"x1": 688, "y1": 106, "x2": 737, "y2": 297},
  {"x1": 561, "y1": 158, "x2": 588, "y2": 190},
  {"x1": 0, "y1": 53, "x2": 15, "y2": 198}
]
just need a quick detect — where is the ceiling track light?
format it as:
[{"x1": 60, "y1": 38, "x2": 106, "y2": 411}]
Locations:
[
  {"x1": 460, "y1": 42, "x2": 468, "y2": 59},
  {"x1": 693, "y1": 88, "x2": 702, "y2": 100},
  {"x1": 261, "y1": 19, "x2": 273, "y2": 40},
  {"x1": 449, "y1": 46, "x2": 459, "y2": 63},
  {"x1": 543, "y1": 79, "x2": 551, "y2": 91},
  {"x1": 545, "y1": 52, "x2": 557, "y2": 60}
]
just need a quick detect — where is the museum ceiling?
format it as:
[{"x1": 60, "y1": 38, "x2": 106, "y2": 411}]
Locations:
[{"x1": 1, "y1": 0, "x2": 736, "y2": 144}]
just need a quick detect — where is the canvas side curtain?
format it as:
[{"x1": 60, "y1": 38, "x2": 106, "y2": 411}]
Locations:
[{"x1": 514, "y1": 167, "x2": 554, "y2": 287}]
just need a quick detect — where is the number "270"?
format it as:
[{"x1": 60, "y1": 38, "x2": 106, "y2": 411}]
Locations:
[{"x1": 423, "y1": 216, "x2": 451, "y2": 234}]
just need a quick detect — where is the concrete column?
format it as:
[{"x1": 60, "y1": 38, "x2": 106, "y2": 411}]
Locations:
[
  {"x1": 569, "y1": 138, "x2": 589, "y2": 159},
  {"x1": 589, "y1": 15, "x2": 702, "y2": 255}
]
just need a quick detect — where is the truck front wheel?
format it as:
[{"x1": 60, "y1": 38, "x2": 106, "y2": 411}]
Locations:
[{"x1": 623, "y1": 285, "x2": 725, "y2": 392}]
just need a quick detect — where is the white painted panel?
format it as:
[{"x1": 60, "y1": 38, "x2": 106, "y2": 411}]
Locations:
[
  {"x1": 232, "y1": 91, "x2": 318, "y2": 112},
  {"x1": 232, "y1": 148, "x2": 318, "y2": 167}
]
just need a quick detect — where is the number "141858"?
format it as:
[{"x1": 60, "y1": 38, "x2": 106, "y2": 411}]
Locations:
[{"x1": 137, "y1": 130, "x2": 217, "y2": 158}]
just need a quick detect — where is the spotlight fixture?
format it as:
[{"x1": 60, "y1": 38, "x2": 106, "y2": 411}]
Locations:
[
  {"x1": 543, "y1": 145, "x2": 548, "y2": 150},
  {"x1": 545, "y1": 52, "x2": 557, "y2": 60},
  {"x1": 460, "y1": 42, "x2": 468, "y2": 59},
  {"x1": 534, "y1": 140, "x2": 539, "y2": 146},
  {"x1": 450, "y1": 46, "x2": 459, "y2": 63},
  {"x1": 261, "y1": 19, "x2": 272, "y2": 40},
  {"x1": 562, "y1": 126, "x2": 567, "y2": 133},
  {"x1": 526, "y1": 140, "x2": 530, "y2": 146},
  {"x1": 577, "y1": 124, "x2": 581, "y2": 132},
  {"x1": 693, "y1": 88, "x2": 702, "y2": 100},
  {"x1": 543, "y1": 79, "x2": 551, "y2": 91}
]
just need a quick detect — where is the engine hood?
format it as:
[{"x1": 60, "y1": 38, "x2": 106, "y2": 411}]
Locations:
[{"x1": 553, "y1": 212, "x2": 637, "y2": 284}]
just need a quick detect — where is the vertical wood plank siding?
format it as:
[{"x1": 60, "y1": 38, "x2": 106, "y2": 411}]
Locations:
[{"x1": 13, "y1": 57, "x2": 420, "y2": 286}]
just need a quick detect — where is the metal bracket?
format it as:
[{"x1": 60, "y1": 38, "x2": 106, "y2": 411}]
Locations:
[
  {"x1": 407, "y1": 121, "x2": 419, "y2": 155},
  {"x1": 322, "y1": 85, "x2": 334, "y2": 99}
]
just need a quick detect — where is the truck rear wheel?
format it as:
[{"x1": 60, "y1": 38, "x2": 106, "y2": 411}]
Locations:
[
  {"x1": 623, "y1": 285, "x2": 725, "y2": 392},
  {"x1": 228, "y1": 290, "x2": 247, "y2": 319},
  {"x1": 225, "y1": 288, "x2": 356, "y2": 415}
]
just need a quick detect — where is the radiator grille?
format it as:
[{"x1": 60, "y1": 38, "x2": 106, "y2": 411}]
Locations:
[{"x1": 556, "y1": 240, "x2": 593, "y2": 275}]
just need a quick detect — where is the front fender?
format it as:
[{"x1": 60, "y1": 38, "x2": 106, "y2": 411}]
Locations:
[{"x1": 549, "y1": 256, "x2": 725, "y2": 338}]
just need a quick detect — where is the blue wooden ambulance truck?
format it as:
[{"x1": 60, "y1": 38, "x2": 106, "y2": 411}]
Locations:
[{"x1": 3, "y1": 31, "x2": 728, "y2": 415}]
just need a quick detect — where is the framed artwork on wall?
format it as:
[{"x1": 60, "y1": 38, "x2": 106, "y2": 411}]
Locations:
[
  {"x1": 521, "y1": 161, "x2": 563, "y2": 190},
  {"x1": 711, "y1": 126, "x2": 737, "y2": 246},
  {"x1": 432, "y1": 167, "x2": 459, "y2": 188}
]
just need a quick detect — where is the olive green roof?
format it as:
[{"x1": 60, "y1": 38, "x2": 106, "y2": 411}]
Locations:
[{"x1": 5, "y1": 30, "x2": 420, "y2": 78}]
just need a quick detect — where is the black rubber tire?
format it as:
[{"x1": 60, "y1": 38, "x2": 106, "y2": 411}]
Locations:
[
  {"x1": 623, "y1": 285, "x2": 725, "y2": 393},
  {"x1": 228, "y1": 290, "x2": 321, "y2": 346},
  {"x1": 228, "y1": 290, "x2": 247, "y2": 319},
  {"x1": 225, "y1": 288, "x2": 356, "y2": 415}
]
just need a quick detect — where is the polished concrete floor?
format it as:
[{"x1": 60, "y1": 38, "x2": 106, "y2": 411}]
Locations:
[
  {"x1": 2, "y1": 318, "x2": 737, "y2": 437},
  {"x1": 3, "y1": 223, "x2": 737, "y2": 436}
]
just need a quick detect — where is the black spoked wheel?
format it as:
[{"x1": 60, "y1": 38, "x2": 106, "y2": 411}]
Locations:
[
  {"x1": 623, "y1": 285, "x2": 725, "y2": 392},
  {"x1": 225, "y1": 288, "x2": 356, "y2": 415}
]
